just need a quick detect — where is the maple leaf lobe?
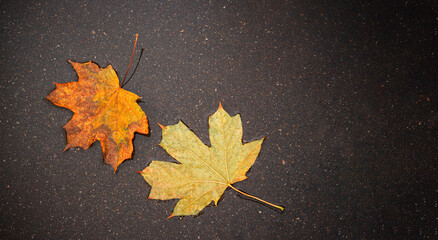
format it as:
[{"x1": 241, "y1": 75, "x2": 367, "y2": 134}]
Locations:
[
  {"x1": 140, "y1": 104, "x2": 264, "y2": 217},
  {"x1": 47, "y1": 60, "x2": 149, "y2": 171}
]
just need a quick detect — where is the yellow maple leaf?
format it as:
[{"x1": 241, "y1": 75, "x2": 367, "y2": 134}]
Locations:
[
  {"x1": 47, "y1": 60, "x2": 149, "y2": 171},
  {"x1": 139, "y1": 103, "x2": 283, "y2": 217}
]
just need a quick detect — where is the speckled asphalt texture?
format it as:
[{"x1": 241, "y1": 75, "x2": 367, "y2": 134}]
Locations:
[{"x1": 1, "y1": 1, "x2": 436, "y2": 239}]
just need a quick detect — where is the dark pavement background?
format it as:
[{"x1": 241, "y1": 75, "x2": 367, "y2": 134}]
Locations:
[{"x1": 1, "y1": 1, "x2": 436, "y2": 239}]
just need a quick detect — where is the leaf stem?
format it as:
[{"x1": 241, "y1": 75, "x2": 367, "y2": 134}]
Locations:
[
  {"x1": 121, "y1": 34, "x2": 139, "y2": 87},
  {"x1": 121, "y1": 48, "x2": 145, "y2": 88},
  {"x1": 227, "y1": 184, "x2": 284, "y2": 211}
]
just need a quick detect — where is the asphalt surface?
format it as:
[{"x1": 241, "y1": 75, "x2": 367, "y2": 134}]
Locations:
[{"x1": 1, "y1": 1, "x2": 436, "y2": 239}]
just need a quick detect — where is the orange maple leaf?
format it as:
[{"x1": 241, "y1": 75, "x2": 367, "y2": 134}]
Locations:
[{"x1": 47, "y1": 60, "x2": 149, "y2": 171}]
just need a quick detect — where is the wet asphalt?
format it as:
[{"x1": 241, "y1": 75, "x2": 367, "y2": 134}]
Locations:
[{"x1": 0, "y1": 1, "x2": 436, "y2": 239}]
